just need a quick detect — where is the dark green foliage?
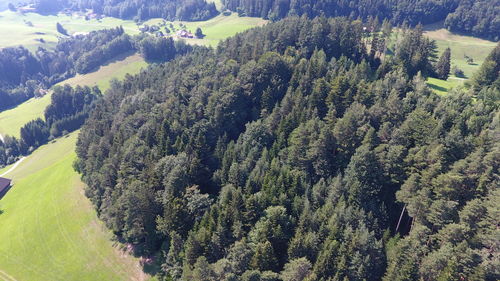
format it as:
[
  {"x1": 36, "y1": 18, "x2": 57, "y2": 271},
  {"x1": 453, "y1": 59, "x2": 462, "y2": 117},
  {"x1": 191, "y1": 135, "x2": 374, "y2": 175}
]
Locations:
[
  {"x1": 472, "y1": 42, "x2": 500, "y2": 91},
  {"x1": 222, "y1": 0, "x2": 498, "y2": 38},
  {"x1": 444, "y1": 0, "x2": 500, "y2": 40},
  {"x1": 435, "y1": 47, "x2": 451, "y2": 80},
  {"x1": 56, "y1": 22, "x2": 68, "y2": 36},
  {"x1": 195, "y1": 27, "x2": 204, "y2": 39},
  {"x1": 138, "y1": 36, "x2": 192, "y2": 62},
  {"x1": 65, "y1": 0, "x2": 218, "y2": 21},
  {"x1": 75, "y1": 17, "x2": 500, "y2": 281}
]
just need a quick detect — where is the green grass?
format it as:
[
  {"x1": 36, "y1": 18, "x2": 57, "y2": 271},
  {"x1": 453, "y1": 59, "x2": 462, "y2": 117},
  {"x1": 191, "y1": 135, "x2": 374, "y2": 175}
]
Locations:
[
  {"x1": 0, "y1": 132, "x2": 147, "y2": 281},
  {"x1": 144, "y1": 13, "x2": 267, "y2": 47},
  {"x1": 58, "y1": 52, "x2": 147, "y2": 92},
  {"x1": 423, "y1": 23, "x2": 497, "y2": 79},
  {"x1": 426, "y1": 77, "x2": 463, "y2": 96},
  {"x1": 0, "y1": 94, "x2": 52, "y2": 138},
  {"x1": 0, "y1": 10, "x2": 138, "y2": 51}
]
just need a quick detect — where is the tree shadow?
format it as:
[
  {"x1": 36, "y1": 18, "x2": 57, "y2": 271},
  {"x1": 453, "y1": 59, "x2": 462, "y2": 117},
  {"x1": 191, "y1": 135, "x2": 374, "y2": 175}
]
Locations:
[{"x1": 427, "y1": 83, "x2": 447, "y2": 92}]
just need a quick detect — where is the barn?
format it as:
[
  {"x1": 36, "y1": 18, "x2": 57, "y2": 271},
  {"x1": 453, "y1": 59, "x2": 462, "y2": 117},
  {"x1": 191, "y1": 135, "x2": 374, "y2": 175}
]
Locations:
[{"x1": 0, "y1": 177, "x2": 12, "y2": 199}]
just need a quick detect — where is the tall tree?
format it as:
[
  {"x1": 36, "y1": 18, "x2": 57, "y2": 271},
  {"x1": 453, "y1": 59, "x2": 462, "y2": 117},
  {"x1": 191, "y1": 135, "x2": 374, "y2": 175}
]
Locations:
[{"x1": 435, "y1": 47, "x2": 451, "y2": 79}]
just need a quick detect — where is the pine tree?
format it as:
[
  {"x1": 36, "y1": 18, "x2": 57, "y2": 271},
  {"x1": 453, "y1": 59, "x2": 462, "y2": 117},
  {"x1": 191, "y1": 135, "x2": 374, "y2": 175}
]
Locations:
[
  {"x1": 56, "y1": 22, "x2": 68, "y2": 36},
  {"x1": 435, "y1": 47, "x2": 451, "y2": 79},
  {"x1": 195, "y1": 27, "x2": 204, "y2": 38}
]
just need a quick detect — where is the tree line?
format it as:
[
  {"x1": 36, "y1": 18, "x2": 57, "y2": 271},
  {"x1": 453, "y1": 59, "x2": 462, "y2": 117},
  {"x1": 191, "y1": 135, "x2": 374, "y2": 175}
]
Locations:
[
  {"x1": 75, "y1": 16, "x2": 500, "y2": 281},
  {"x1": 31, "y1": 0, "x2": 218, "y2": 21}
]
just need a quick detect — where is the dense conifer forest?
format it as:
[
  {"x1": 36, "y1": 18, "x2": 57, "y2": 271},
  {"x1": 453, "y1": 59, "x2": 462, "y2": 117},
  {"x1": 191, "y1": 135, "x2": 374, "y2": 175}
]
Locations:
[
  {"x1": 220, "y1": 0, "x2": 499, "y2": 39},
  {"x1": 73, "y1": 17, "x2": 500, "y2": 281}
]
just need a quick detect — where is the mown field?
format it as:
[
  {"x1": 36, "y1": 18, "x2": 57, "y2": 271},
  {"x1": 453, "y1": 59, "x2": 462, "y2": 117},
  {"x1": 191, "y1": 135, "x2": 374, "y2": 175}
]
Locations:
[
  {"x1": 0, "y1": 10, "x2": 139, "y2": 51},
  {"x1": 0, "y1": 132, "x2": 147, "y2": 281},
  {"x1": 144, "y1": 13, "x2": 268, "y2": 47}
]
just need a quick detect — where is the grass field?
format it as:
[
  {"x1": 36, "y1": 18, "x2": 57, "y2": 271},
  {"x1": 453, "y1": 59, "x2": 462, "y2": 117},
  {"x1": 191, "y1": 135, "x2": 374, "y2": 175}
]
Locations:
[
  {"x1": 0, "y1": 10, "x2": 139, "y2": 51},
  {"x1": 0, "y1": 94, "x2": 52, "y2": 138},
  {"x1": 144, "y1": 13, "x2": 267, "y2": 47},
  {"x1": 59, "y1": 52, "x2": 147, "y2": 92},
  {"x1": 0, "y1": 132, "x2": 147, "y2": 281},
  {"x1": 423, "y1": 22, "x2": 497, "y2": 79}
]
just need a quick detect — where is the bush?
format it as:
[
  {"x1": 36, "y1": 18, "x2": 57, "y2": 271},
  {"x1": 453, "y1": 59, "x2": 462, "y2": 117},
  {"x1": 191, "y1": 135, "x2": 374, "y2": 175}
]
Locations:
[{"x1": 452, "y1": 66, "x2": 465, "y2": 78}]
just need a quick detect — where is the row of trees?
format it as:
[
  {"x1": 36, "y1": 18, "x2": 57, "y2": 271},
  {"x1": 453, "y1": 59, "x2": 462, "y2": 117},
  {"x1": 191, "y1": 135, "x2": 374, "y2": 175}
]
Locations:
[
  {"x1": 0, "y1": 85, "x2": 100, "y2": 166},
  {"x1": 75, "y1": 16, "x2": 500, "y2": 280},
  {"x1": 34, "y1": 0, "x2": 219, "y2": 21}
]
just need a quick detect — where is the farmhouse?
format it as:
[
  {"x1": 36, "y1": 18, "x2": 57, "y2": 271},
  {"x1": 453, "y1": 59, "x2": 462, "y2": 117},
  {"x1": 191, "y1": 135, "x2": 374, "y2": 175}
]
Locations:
[
  {"x1": 0, "y1": 177, "x2": 12, "y2": 199},
  {"x1": 176, "y1": 29, "x2": 194, "y2": 39}
]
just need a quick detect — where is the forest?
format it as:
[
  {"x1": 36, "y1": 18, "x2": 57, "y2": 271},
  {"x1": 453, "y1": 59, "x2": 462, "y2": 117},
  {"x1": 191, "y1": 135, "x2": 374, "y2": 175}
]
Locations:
[
  {"x1": 221, "y1": 0, "x2": 499, "y2": 39},
  {"x1": 74, "y1": 17, "x2": 500, "y2": 281},
  {"x1": 32, "y1": 0, "x2": 218, "y2": 21}
]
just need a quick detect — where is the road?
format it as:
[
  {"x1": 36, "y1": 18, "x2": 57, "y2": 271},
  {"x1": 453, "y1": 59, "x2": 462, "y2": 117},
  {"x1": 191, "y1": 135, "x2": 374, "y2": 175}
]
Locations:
[{"x1": 0, "y1": 157, "x2": 25, "y2": 178}]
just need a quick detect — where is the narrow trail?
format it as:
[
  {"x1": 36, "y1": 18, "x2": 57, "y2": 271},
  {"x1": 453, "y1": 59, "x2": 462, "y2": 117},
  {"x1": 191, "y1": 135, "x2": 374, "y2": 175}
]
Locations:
[
  {"x1": 0, "y1": 269, "x2": 18, "y2": 281},
  {"x1": 0, "y1": 157, "x2": 25, "y2": 178}
]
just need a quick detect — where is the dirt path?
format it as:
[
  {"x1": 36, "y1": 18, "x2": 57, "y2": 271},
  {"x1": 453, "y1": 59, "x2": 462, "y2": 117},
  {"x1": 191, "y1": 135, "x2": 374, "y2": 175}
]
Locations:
[
  {"x1": 0, "y1": 269, "x2": 18, "y2": 281},
  {"x1": 0, "y1": 157, "x2": 25, "y2": 178}
]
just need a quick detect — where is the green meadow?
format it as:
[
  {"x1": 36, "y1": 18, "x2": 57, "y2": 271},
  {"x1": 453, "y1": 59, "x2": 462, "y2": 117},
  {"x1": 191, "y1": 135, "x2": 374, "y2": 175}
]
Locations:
[
  {"x1": 0, "y1": 94, "x2": 52, "y2": 138},
  {"x1": 423, "y1": 23, "x2": 497, "y2": 79},
  {"x1": 0, "y1": 132, "x2": 147, "y2": 281},
  {"x1": 421, "y1": 23, "x2": 497, "y2": 95},
  {"x1": 0, "y1": 10, "x2": 139, "y2": 51},
  {"x1": 144, "y1": 13, "x2": 268, "y2": 47}
]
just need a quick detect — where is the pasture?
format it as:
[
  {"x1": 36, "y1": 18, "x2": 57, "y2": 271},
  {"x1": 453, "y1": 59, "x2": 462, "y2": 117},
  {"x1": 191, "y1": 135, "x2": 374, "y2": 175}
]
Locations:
[
  {"x1": 144, "y1": 13, "x2": 268, "y2": 47},
  {"x1": 0, "y1": 132, "x2": 147, "y2": 281},
  {"x1": 0, "y1": 94, "x2": 51, "y2": 139},
  {"x1": 0, "y1": 10, "x2": 138, "y2": 51}
]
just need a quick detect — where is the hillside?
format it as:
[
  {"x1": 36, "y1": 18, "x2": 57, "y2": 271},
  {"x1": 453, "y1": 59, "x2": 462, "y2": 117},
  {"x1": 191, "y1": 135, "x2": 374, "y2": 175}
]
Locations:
[
  {"x1": 76, "y1": 17, "x2": 500, "y2": 280},
  {"x1": 0, "y1": 132, "x2": 147, "y2": 281}
]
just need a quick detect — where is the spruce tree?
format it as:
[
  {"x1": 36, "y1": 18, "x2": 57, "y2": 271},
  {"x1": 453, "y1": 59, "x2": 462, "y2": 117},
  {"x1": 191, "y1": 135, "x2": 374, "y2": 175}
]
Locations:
[{"x1": 435, "y1": 47, "x2": 451, "y2": 79}]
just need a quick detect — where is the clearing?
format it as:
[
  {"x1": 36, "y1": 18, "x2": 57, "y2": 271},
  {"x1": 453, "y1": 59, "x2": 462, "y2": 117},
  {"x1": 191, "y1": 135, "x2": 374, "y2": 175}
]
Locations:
[
  {"x1": 0, "y1": 132, "x2": 148, "y2": 281},
  {"x1": 0, "y1": 10, "x2": 139, "y2": 51},
  {"x1": 144, "y1": 13, "x2": 268, "y2": 47},
  {"x1": 423, "y1": 22, "x2": 497, "y2": 79}
]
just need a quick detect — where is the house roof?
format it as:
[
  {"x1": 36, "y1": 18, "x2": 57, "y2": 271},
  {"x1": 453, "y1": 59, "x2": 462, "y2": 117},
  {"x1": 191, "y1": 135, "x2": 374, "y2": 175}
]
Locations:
[{"x1": 0, "y1": 177, "x2": 11, "y2": 194}]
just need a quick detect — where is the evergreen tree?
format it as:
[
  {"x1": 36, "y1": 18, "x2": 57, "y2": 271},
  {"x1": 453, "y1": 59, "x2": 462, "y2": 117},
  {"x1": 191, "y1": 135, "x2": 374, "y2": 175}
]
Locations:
[{"x1": 435, "y1": 47, "x2": 451, "y2": 79}]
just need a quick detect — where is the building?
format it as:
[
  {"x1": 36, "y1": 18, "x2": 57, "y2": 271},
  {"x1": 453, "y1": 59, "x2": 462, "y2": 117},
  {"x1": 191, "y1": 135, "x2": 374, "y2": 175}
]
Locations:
[
  {"x1": 176, "y1": 29, "x2": 194, "y2": 39},
  {"x1": 0, "y1": 177, "x2": 12, "y2": 199}
]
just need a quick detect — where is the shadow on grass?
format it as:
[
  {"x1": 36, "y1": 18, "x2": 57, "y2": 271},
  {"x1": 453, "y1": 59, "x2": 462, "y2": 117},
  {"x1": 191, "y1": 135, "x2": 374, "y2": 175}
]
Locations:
[{"x1": 427, "y1": 83, "x2": 448, "y2": 93}]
